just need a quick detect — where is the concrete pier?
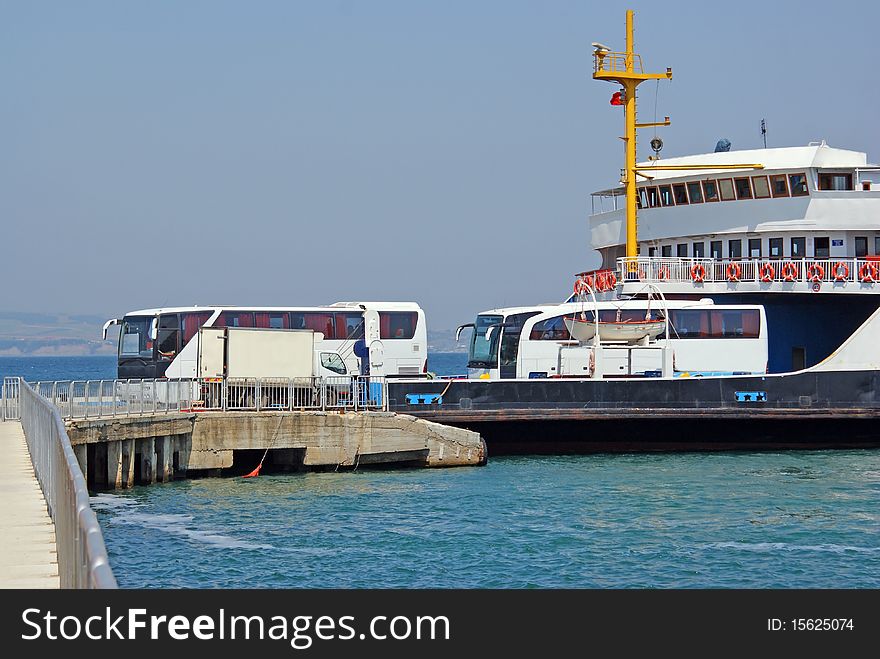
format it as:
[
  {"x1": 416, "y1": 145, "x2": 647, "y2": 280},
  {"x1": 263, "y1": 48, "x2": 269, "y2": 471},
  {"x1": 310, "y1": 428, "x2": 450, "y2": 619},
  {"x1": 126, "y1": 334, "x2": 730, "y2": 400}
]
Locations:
[
  {"x1": 0, "y1": 421, "x2": 60, "y2": 588},
  {"x1": 64, "y1": 411, "x2": 486, "y2": 490}
]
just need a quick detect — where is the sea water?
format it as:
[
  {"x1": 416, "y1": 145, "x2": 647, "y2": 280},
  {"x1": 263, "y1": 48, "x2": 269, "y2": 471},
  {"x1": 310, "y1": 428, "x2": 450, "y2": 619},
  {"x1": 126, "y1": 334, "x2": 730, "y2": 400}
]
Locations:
[{"x1": 4, "y1": 355, "x2": 879, "y2": 588}]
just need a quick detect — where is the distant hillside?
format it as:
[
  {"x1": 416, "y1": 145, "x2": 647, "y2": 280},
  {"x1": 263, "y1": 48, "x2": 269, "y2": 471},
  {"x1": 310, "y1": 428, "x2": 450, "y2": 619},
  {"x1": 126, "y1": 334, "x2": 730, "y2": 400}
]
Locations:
[
  {"x1": 0, "y1": 311, "x2": 466, "y2": 356},
  {"x1": 426, "y1": 328, "x2": 467, "y2": 353},
  {"x1": 0, "y1": 311, "x2": 114, "y2": 356}
]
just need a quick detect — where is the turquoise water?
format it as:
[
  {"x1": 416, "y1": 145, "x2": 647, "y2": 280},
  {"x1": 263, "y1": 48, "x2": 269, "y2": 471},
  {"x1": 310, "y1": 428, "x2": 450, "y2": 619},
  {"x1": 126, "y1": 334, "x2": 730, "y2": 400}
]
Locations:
[
  {"x1": 91, "y1": 451, "x2": 880, "y2": 588},
  {"x1": 5, "y1": 356, "x2": 880, "y2": 588}
]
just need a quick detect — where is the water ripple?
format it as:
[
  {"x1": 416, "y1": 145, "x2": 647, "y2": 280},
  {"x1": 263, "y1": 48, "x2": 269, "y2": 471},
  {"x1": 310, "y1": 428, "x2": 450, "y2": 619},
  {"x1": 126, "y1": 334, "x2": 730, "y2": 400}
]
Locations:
[{"x1": 93, "y1": 450, "x2": 880, "y2": 588}]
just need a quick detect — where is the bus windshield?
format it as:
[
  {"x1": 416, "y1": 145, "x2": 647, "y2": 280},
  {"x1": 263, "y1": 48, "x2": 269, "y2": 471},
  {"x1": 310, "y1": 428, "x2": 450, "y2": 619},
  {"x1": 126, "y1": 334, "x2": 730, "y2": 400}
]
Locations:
[
  {"x1": 469, "y1": 314, "x2": 503, "y2": 368},
  {"x1": 119, "y1": 316, "x2": 154, "y2": 359}
]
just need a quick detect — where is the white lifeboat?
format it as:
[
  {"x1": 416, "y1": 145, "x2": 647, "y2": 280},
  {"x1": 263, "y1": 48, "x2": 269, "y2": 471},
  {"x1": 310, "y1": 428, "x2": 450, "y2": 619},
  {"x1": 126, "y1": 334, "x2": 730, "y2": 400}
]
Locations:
[{"x1": 564, "y1": 315, "x2": 666, "y2": 343}]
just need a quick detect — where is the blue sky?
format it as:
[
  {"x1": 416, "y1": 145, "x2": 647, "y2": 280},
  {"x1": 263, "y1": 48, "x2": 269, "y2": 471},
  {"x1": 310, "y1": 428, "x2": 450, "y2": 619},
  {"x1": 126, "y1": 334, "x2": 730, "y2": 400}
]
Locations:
[{"x1": 2, "y1": 1, "x2": 878, "y2": 328}]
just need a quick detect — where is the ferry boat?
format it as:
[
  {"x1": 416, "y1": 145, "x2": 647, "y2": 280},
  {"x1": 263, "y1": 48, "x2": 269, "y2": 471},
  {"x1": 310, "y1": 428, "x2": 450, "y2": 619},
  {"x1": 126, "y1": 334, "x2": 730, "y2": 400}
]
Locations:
[{"x1": 384, "y1": 10, "x2": 880, "y2": 451}]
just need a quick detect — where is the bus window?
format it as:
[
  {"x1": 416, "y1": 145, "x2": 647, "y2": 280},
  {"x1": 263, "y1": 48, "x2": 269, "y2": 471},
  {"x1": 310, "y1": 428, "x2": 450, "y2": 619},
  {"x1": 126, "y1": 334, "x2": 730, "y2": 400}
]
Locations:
[
  {"x1": 669, "y1": 309, "x2": 760, "y2": 338},
  {"x1": 529, "y1": 315, "x2": 572, "y2": 341},
  {"x1": 336, "y1": 312, "x2": 364, "y2": 339},
  {"x1": 379, "y1": 312, "x2": 417, "y2": 339},
  {"x1": 291, "y1": 312, "x2": 335, "y2": 338},
  {"x1": 469, "y1": 314, "x2": 502, "y2": 368},
  {"x1": 217, "y1": 312, "x2": 254, "y2": 328},
  {"x1": 715, "y1": 310, "x2": 760, "y2": 338},
  {"x1": 119, "y1": 317, "x2": 154, "y2": 358},
  {"x1": 669, "y1": 310, "x2": 709, "y2": 338},
  {"x1": 499, "y1": 312, "x2": 540, "y2": 376},
  {"x1": 182, "y1": 312, "x2": 211, "y2": 344},
  {"x1": 157, "y1": 314, "x2": 180, "y2": 361},
  {"x1": 255, "y1": 312, "x2": 289, "y2": 329}
]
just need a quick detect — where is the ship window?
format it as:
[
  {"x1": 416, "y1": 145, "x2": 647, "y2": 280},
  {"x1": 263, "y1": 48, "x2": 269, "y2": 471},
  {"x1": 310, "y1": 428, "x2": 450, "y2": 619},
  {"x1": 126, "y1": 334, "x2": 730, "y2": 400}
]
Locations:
[
  {"x1": 677, "y1": 243, "x2": 688, "y2": 257},
  {"x1": 646, "y1": 187, "x2": 660, "y2": 208},
  {"x1": 814, "y1": 237, "x2": 830, "y2": 259},
  {"x1": 752, "y1": 176, "x2": 771, "y2": 199},
  {"x1": 791, "y1": 237, "x2": 806, "y2": 258},
  {"x1": 658, "y1": 185, "x2": 674, "y2": 206},
  {"x1": 789, "y1": 173, "x2": 809, "y2": 196},
  {"x1": 673, "y1": 184, "x2": 689, "y2": 205},
  {"x1": 728, "y1": 239, "x2": 742, "y2": 259},
  {"x1": 875, "y1": 237, "x2": 880, "y2": 256},
  {"x1": 748, "y1": 238, "x2": 761, "y2": 258},
  {"x1": 769, "y1": 237, "x2": 783, "y2": 258},
  {"x1": 661, "y1": 245, "x2": 672, "y2": 257},
  {"x1": 770, "y1": 175, "x2": 789, "y2": 197},
  {"x1": 855, "y1": 236, "x2": 868, "y2": 258},
  {"x1": 710, "y1": 241, "x2": 722, "y2": 259},
  {"x1": 648, "y1": 246, "x2": 657, "y2": 257},
  {"x1": 702, "y1": 180, "x2": 720, "y2": 202},
  {"x1": 693, "y1": 242, "x2": 705, "y2": 258},
  {"x1": 687, "y1": 182, "x2": 703, "y2": 203},
  {"x1": 638, "y1": 189, "x2": 648, "y2": 209},
  {"x1": 818, "y1": 173, "x2": 852, "y2": 190},
  {"x1": 380, "y1": 312, "x2": 418, "y2": 339},
  {"x1": 718, "y1": 178, "x2": 736, "y2": 201},
  {"x1": 734, "y1": 177, "x2": 753, "y2": 200}
]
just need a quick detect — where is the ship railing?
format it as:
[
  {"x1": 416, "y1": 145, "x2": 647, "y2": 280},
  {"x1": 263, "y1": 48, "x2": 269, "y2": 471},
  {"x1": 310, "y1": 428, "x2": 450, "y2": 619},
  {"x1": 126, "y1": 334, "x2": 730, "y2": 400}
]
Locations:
[
  {"x1": 616, "y1": 256, "x2": 880, "y2": 285},
  {"x1": 11, "y1": 376, "x2": 389, "y2": 419},
  {"x1": 593, "y1": 51, "x2": 643, "y2": 75}
]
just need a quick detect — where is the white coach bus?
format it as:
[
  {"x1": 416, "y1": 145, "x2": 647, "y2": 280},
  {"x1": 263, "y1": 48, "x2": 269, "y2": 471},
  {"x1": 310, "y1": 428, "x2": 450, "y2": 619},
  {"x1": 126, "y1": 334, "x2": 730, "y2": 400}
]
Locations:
[{"x1": 104, "y1": 302, "x2": 427, "y2": 380}]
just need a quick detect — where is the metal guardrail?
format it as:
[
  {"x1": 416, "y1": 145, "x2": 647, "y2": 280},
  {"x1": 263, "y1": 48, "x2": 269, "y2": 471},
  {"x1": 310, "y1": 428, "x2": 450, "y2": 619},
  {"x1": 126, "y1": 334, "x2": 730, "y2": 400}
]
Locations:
[
  {"x1": 616, "y1": 256, "x2": 880, "y2": 285},
  {"x1": 10, "y1": 376, "x2": 388, "y2": 420},
  {"x1": 16, "y1": 379, "x2": 117, "y2": 589}
]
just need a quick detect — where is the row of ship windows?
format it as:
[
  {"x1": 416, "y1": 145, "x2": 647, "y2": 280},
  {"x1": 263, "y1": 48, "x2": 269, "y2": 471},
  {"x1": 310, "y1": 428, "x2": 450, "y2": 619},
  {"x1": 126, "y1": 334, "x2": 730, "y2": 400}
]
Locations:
[
  {"x1": 638, "y1": 173, "x2": 817, "y2": 208},
  {"x1": 647, "y1": 236, "x2": 880, "y2": 259}
]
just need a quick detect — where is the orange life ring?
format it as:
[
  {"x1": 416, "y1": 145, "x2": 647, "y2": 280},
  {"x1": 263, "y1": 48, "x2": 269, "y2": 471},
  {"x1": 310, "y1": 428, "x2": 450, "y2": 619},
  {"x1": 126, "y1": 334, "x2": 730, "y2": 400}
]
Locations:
[
  {"x1": 573, "y1": 278, "x2": 588, "y2": 295},
  {"x1": 606, "y1": 272, "x2": 618, "y2": 288},
  {"x1": 807, "y1": 263, "x2": 825, "y2": 282},
  {"x1": 690, "y1": 263, "x2": 706, "y2": 283},
  {"x1": 781, "y1": 262, "x2": 798, "y2": 282},
  {"x1": 585, "y1": 274, "x2": 594, "y2": 290},
  {"x1": 595, "y1": 272, "x2": 607, "y2": 291},
  {"x1": 832, "y1": 262, "x2": 849, "y2": 282},
  {"x1": 859, "y1": 262, "x2": 878, "y2": 283},
  {"x1": 657, "y1": 265, "x2": 671, "y2": 281},
  {"x1": 759, "y1": 263, "x2": 775, "y2": 283},
  {"x1": 726, "y1": 262, "x2": 741, "y2": 282}
]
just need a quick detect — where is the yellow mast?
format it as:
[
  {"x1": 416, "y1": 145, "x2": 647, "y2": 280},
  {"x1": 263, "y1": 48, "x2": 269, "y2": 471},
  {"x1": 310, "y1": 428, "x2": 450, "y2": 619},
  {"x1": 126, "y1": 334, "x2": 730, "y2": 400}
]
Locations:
[
  {"x1": 592, "y1": 10, "x2": 671, "y2": 260},
  {"x1": 592, "y1": 11, "x2": 763, "y2": 267}
]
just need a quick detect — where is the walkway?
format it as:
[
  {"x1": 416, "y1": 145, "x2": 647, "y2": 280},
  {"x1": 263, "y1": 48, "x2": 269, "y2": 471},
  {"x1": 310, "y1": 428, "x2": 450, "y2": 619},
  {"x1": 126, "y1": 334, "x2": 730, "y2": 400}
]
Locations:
[{"x1": 0, "y1": 421, "x2": 59, "y2": 588}]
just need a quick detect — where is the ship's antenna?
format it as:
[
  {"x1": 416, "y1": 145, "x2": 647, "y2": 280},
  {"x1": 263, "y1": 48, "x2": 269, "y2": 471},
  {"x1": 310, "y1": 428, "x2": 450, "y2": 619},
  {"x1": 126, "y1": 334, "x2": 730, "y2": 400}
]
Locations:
[{"x1": 761, "y1": 118, "x2": 767, "y2": 148}]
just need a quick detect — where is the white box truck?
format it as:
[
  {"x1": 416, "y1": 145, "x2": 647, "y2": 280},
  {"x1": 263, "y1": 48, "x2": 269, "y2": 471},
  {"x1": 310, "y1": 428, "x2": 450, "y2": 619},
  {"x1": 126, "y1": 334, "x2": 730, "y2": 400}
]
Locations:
[{"x1": 197, "y1": 327, "x2": 356, "y2": 409}]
